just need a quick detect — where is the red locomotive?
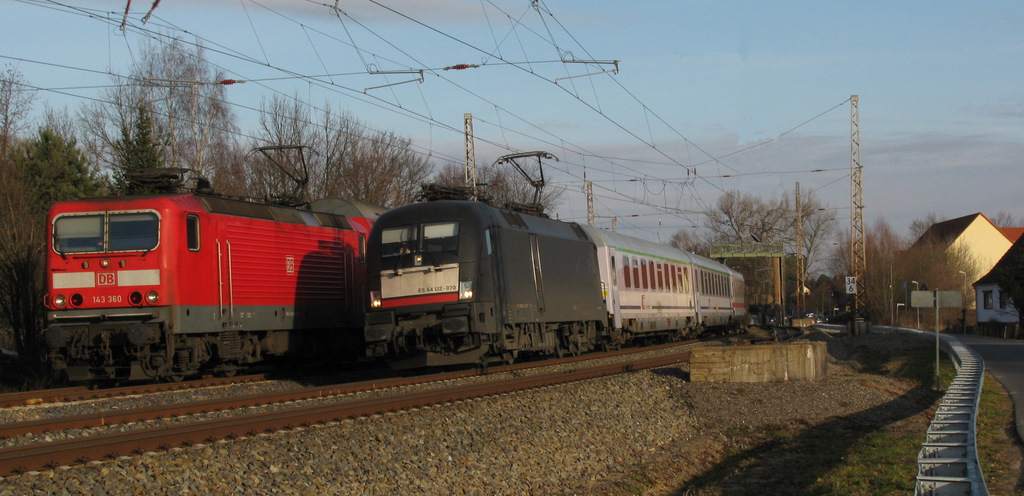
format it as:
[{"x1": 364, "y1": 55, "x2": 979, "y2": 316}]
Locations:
[{"x1": 43, "y1": 181, "x2": 383, "y2": 383}]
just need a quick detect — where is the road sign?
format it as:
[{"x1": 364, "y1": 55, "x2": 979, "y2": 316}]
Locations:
[
  {"x1": 845, "y1": 276, "x2": 856, "y2": 295},
  {"x1": 911, "y1": 290, "x2": 962, "y2": 308}
]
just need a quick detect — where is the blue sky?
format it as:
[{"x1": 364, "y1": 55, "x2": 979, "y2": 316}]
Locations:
[{"x1": 4, "y1": 0, "x2": 1024, "y2": 242}]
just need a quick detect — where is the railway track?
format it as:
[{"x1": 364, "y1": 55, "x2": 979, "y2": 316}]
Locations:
[
  {"x1": 0, "y1": 374, "x2": 270, "y2": 408},
  {"x1": 0, "y1": 345, "x2": 693, "y2": 476}
]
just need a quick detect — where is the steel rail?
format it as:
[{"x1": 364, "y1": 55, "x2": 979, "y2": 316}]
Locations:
[
  {"x1": 0, "y1": 374, "x2": 269, "y2": 408},
  {"x1": 0, "y1": 351, "x2": 688, "y2": 476}
]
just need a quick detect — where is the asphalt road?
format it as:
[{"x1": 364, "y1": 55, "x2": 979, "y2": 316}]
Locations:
[{"x1": 955, "y1": 334, "x2": 1024, "y2": 442}]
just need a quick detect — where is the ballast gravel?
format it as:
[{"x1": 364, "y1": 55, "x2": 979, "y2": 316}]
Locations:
[{"x1": 0, "y1": 332, "x2": 934, "y2": 495}]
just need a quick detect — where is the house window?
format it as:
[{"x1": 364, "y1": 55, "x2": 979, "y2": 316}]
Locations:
[
  {"x1": 999, "y1": 291, "x2": 1009, "y2": 309},
  {"x1": 983, "y1": 290, "x2": 993, "y2": 310}
]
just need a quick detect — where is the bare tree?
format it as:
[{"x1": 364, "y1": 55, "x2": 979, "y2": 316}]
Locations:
[
  {"x1": 989, "y1": 211, "x2": 1024, "y2": 228},
  {"x1": 430, "y1": 160, "x2": 564, "y2": 212},
  {"x1": 250, "y1": 95, "x2": 432, "y2": 208},
  {"x1": 0, "y1": 65, "x2": 36, "y2": 158},
  {"x1": 908, "y1": 212, "x2": 945, "y2": 242},
  {"x1": 79, "y1": 37, "x2": 238, "y2": 184},
  {"x1": 704, "y1": 190, "x2": 792, "y2": 245},
  {"x1": 793, "y1": 189, "x2": 839, "y2": 275},
  {"x1": 669, "y1": 228, "x2": 705, "y2": 255}
]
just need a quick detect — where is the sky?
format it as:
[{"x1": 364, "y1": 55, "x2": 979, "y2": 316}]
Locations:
[{"x1": 3, "y1": 0, "x2": 1024, "y2": 244}]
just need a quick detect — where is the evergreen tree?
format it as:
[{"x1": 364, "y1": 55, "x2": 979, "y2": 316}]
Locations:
[
  {"x1": 112, "y1": 103, "x2": 165, "y2": 194},
  {"x1": 0, "y1": 126, "x2": 104, "y2": 379}
]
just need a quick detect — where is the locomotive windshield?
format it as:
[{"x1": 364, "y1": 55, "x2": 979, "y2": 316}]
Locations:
[
  {"x1": 54, "y1": 211, "x2": 160, "y2": 254},
  {"x1": 381, "y1": 221, "x2": 459, "y2": 266}
]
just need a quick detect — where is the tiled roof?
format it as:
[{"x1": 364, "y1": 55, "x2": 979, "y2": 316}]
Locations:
[{"x1": 998, "y1": 227, "x2": 1024, "y2": 243}]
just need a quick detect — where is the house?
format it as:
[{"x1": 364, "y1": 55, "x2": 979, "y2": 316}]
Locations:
[
  {"x1": 910, "y1": 213, "x2": 1015, "y2": 279},
  {"x1": 974, "y1": 236, "x2": 1024, "y2": 338}
]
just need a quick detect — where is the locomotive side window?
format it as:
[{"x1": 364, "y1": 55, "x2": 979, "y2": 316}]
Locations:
[
  {"x1": 54, "y1": 215, "x2": 104, "y2": 253},
  {"x1": 381, "y1": 226, "x2": 417, "y2": 257},
  {"x1": 186, "y1": 214, "x2": 200, "y2": 251}
]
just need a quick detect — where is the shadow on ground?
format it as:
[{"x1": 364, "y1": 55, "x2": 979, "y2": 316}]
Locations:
[{"x1": 670, "y1": 383, "x2": 939, "y2": 495}]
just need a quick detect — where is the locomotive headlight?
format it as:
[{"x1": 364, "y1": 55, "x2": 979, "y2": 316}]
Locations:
[
  {"x1": 459, "y1": 280, "x2": 473, "y2": 300},
  {"x1": 146, "y1": 290, "x2": 160, "y2": 304},
  {"x1": 370, "y1": 290, "x2": 382, "y2": 308},
  {"x1": 53, "y1": 294, "x2": 67, "y2": 308}
]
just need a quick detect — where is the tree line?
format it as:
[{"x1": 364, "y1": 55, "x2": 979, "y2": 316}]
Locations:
[{"x1": 671, "y1": 187, "x2": 1024, "y2": 330}]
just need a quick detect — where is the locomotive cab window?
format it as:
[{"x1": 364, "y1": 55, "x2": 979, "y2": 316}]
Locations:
[
  {"x1": 53, "y1": 214, "x2": 104, "y2": 253},
  {"x1": 108, "y1": 212, "x2": 159, "y2": 252},
  {"x1": 382, "y1": 226, "x2": 417, "y2": 258},
  {"x1": 423, "y1": 222, "x2": 459, "y2": 256},
  {"x1": 53, "y1": 211, "x2": 159, "y2": 254},
  {"x1": 381, "y1": 222, "x2": 460, "y2": 263}
]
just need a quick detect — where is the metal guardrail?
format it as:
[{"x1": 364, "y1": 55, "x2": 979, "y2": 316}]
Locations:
[
  {"x1": 912, "y1": 332, "x2": 988, "y2": 496},
  {"x1": 818, "y1": 324, "x2": 988, "y2": 495}
]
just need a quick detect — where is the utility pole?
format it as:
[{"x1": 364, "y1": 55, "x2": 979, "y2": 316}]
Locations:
[
  {"x1": 850, "y1": 95, "x2": 866, "y2": 320},
  {"x1": 796, "y1": 182, "x2": 805, "y2": 317},
  {"x1": 464, "y1": 113, "x2": 477, "y2": 201}
]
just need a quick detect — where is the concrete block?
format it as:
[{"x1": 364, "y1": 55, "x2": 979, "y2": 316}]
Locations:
[{"x1": 690, "y1": 341, "x2": 827, "y2": 383}]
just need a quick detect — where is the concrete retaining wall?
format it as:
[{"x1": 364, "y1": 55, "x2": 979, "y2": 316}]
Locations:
[{"x1": 690, "y1": 341, "x2": 827, "y2": 383}]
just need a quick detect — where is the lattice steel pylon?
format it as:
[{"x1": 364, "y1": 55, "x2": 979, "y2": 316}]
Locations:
[
  {"x1": 850, "y1": 95, "x2": 866, "y2": 316},
  {"x1": 464, "y1": 113, "x2": 478, "y2": 201}
]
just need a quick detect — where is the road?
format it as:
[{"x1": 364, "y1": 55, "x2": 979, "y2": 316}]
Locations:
[{"x1": 956, "y1": 334, "x2": 1024, "y2": 442}]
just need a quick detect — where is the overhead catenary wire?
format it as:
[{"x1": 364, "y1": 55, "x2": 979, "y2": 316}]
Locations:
[{"x1": 9, "y1": 0, "x2": 853, "y2": 239}]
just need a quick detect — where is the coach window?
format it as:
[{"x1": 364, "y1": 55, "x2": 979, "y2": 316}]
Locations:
[
  {"x1": 640, "y1": 260, "x2": 649, "y2": 289},
  {"x1": 632, "y1": 258, "x2": 640, "y2": 289},
  {"x1": 648, "y1": 261, "x2": 655, "y2": 290},
  {"x1": 186, "y1": 214, "x2": 200, "y2": 251},
  {"x1": 622, "y1": 256, "x2": 632, "y2": 288},
  {"x1": 655, "y1": 263, "x2": 663, "y2": 290}
]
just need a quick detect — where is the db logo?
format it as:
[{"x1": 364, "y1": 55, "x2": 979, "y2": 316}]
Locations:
[{"x1": 97, "y1": 273, "x2": 116, "y2": 286}]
